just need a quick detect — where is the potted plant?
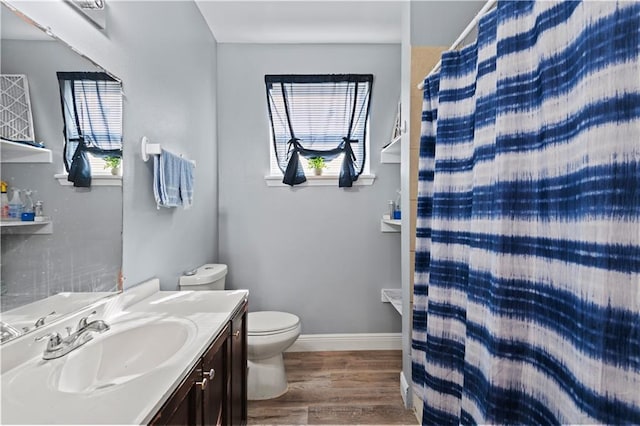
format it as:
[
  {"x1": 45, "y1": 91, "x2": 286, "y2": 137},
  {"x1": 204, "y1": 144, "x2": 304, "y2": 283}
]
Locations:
[
  {"x1": 308, "y1": 156, "x2": 326, "y2": 176},
  {"x1": 104, "y1": 156, "x2": 122, "y2": 176}
]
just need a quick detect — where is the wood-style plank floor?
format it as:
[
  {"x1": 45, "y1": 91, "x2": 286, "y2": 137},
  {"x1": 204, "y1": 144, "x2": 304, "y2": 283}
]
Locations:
[{"x1": 248, "y1": 350, "x2": 418, "y2": 425}]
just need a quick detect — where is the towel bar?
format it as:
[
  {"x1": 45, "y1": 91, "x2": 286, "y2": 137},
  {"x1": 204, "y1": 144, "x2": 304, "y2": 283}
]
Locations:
[{"x1": 140, "y1": 136, "x2": 196, "y2": 166}]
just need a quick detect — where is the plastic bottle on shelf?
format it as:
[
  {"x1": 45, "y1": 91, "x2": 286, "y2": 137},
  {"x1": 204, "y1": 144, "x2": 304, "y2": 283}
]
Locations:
[
  {"x1": 393, "y1": 190, "x2": 401, "y2": 220},
  {"x1": 21, "y1": 190, "x2": 35, "y2": 221},
  {"x1": 8, "y1": 188, "x2": 23, "y2": 219},
  {"x1": 0, "y1": 181, "x2": 9, "y2": 219},
  {"x1": 34, "y1": 201, "x2": 44, "y2": 217},
  {"x1": 34, "y1": 200, "x2": 46, "y2": 222},
  {"x1": 22, "y1": 190, "x2": 34, "y2": 213}
]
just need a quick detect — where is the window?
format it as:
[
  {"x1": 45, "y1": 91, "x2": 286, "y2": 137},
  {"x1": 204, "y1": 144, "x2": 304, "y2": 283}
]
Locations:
[
  {"x1": 265, "y1": 74, "x2": 373, "y2": 187},
  {"x1": 57, "y1": 72, "x2": 122, "y2": 187}
]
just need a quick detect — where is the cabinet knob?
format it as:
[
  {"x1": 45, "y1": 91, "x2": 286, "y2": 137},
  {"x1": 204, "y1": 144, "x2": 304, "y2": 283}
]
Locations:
[
  {"x1": 204, "y1": 368, "x2": 215, "y2": 379},
  {"x1": 196, "y1": 377, "x2": 208, "y2": 390},
  {"x1": 234, "y1": 330, "x2": 241, "y2": 339}
]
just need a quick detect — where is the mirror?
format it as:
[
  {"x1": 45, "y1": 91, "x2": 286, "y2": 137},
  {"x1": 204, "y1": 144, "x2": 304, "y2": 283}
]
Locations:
[{"x1": 0, "y1": 3, "x2": 122, "y2": 343}]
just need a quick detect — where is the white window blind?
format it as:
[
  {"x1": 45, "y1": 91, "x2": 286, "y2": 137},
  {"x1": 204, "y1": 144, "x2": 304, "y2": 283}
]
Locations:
[{"x1": 266, "y1": 75, "x2": 372, "y2": 179}]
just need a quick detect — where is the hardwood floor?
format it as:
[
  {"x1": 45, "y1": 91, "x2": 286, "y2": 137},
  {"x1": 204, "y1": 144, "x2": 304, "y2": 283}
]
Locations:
[{"x1": 247, "y1": 350, "x2": 418, "y2": 425}]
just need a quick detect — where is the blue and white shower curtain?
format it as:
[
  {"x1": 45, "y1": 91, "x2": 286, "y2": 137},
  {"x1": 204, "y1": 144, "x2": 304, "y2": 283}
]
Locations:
[{"x1": 412, "y1": 1, "x2": 640, "y2": 424}]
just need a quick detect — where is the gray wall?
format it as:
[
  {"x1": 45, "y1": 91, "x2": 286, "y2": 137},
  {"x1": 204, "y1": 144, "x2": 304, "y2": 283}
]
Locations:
[
  {"x1": 217, "y1": 44, "x2": 402, "y2": 334},
  {"x1": 411, "y1": 1, "x2": 485, "y2": 45},
  {"x1": 1, "y1": 40, "x2": 122, "y2": 310},
  {"x1": 108, "y1": 2, "x2": 218, "y2": 290},
  {"x1": 3, "y1": 1, "x2": 219, "y2": 292}
]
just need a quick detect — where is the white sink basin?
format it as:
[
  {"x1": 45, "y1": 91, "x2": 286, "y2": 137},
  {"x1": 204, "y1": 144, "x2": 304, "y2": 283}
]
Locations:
[{"x1": 54, "y1": 319, "x2": 194, "y2": 393}]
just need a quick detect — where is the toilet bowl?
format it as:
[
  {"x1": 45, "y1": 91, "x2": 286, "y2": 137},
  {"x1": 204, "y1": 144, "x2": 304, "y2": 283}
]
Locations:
[
  {"x1": 179, "y1": 265, "x2": 301, "y2": 401},
  {"x1": 247, "y1": 311, "x2": 301, "y2": 400}
]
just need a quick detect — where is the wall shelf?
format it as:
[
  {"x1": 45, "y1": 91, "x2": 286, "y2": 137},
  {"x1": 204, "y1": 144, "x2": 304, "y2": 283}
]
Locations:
[
  {"x1": 381, "y1": 215, "x2": 401, "y2": 233},
  {"x1": 1, "y1": 140, "x2": 52, "y2": 163},
  {"x1": 381, "y1": 288, "x2": 402, "y2": 315},
  {"x1": 380, "y1": 136, "x2": 401, "y2": 164},
  {"x1": 1, "y1": 220, "x2": 52, "y2": 235}
]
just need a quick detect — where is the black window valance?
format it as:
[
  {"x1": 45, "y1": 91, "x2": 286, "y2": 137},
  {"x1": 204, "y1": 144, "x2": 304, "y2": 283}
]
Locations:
[{"x1": 265, "y1": 74, "x2": 373, "y2": 187}]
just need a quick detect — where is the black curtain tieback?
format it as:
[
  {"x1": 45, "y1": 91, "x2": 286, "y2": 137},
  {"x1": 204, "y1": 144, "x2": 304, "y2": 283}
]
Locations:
[
  {"x1": 342, "y1": 137, "x2": 358, "y2": 161},
  {"x1": 286, "y1": 137, "x2": 300, "y2": 149}
]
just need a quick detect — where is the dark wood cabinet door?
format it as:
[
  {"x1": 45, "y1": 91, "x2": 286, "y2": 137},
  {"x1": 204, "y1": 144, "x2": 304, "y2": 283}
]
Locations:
[
  {"x1": 229, "y1": 303, "x2": 248, "y2": 426},
  {"x1": 202, "y1": 324, "x2": 229, "y2": 426},
  {"x1": 150, "y1": 363, "x2": 203, "y2": 426}
]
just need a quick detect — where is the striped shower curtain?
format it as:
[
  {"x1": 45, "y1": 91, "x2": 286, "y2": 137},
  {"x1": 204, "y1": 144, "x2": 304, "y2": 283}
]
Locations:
[{"x1": 412, "y1": 1, "x2": 640, "y2": 424}]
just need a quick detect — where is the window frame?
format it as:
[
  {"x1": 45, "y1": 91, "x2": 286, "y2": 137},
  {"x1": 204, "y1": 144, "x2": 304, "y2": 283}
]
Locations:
[{"x1": 264, "y1": 74, "x2": 374, "y2": 187}]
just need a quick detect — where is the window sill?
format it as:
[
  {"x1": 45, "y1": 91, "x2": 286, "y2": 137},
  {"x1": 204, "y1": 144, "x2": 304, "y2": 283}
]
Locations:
[
  {"x1": 264, "y1": 174, "x2": 375, "y2": 187},
  {"x1": 54, "y1": 173, "x2": 122, "y2": 187}
]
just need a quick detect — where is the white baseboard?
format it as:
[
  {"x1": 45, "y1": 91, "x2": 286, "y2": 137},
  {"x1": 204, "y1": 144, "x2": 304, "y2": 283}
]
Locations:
[
  {"x1": 400, "y1": 371, "x2": 410, "y2": 407},
  {"x1": 412, "y1": 387, "x2": 423, "y2": 424},
  {"x1": 286, "y1": 333, "x2": 402, "y2": 352}
]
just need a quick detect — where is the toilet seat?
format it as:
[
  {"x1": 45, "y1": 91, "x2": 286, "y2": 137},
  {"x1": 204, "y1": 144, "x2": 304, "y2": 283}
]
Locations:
[{"x1": 248, "y1": 311, "x2": 300, "y2": 336}]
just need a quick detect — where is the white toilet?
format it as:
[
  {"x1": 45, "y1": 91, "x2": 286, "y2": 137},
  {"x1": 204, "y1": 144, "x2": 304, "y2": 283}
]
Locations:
[
  {"x1": 179, "y1": 264, "x2": 301, "y2": 401},
  {"x1": 246, "y1": 311, "x2": 301, "y2": 400},
  {"x1": 179, "y1": 264, "x2": 228, "y2": 290}
]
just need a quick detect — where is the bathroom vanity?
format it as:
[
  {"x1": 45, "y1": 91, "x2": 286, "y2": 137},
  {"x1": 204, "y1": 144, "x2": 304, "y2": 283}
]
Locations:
[
  {"x1": 0, "y1": 280, "x2": 248, "y2": 425},
  {"x1": 151, "y1": 297, "x2": 247, "y2": 426}
]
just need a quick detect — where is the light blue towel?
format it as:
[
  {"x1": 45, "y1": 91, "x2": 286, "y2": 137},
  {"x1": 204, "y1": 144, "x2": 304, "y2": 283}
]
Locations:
[
  {"x1": 153, "y1": 155, "x2": 164, "y2": 207},
  {"x1": 153, "y1": 149, "x2": 195, "y2": 209},
  {"x1": 180, "y1": 158, "x2": 195, "y2": 209}
]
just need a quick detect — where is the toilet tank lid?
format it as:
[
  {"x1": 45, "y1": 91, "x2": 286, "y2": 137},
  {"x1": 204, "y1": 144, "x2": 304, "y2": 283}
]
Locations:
[
  {"x1": 248, "y1": 311, "x2": 300, "y2": 334},
  {"x1": 179, "y1": 263, "x2": 227, "y2": 286}
]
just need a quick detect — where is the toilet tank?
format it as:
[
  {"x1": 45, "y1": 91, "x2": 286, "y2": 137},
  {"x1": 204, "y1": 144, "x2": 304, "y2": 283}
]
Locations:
[{"x1": 179, "y1": 264, "x2": 227, "y2": 290}]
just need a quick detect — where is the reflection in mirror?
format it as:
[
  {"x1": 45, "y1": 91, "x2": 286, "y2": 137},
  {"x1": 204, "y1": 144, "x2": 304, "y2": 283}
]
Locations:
[{"x1": 0, "y1": 3, "x2": 123, "y2": 343}]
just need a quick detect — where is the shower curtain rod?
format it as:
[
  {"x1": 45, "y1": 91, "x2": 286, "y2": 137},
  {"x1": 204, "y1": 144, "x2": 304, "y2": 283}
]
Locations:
[{"x1": 417, "y1": 0, "x2": 497, "y2": 90}]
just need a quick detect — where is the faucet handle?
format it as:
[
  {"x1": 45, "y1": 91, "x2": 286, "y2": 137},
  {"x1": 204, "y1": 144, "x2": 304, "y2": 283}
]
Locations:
[
  {"x1": 77, "y1": 311, "x2": 97, "y2": 330},
  {"x1": 34, "y1": 311, "x2": 56, "y2": 328},
  {"x1": 35, "y1": 332, "x2": 62, "y2": 351}
]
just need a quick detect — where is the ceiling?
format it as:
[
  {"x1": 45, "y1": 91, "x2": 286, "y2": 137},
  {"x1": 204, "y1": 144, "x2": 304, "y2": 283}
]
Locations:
[
  {"x1": 195, "y1": 1, "x2": 486, "y2": 45},
  {"x1": 195, "y1": 1, "x2": 404, "y2": 44},
  {"x1": 3, "y1": 1, "x2": 485, "y2": 46}
]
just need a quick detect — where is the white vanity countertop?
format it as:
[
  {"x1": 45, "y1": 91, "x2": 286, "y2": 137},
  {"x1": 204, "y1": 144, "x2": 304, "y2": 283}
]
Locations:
[
  {"x1": 1, "y1": 292, "x2": 115, "y2": 332},
  {"x1": 0, "y1": 285, "x2": 249, "y2": 425}
]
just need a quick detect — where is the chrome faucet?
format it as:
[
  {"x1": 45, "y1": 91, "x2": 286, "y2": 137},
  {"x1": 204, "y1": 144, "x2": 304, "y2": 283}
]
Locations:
[
  {"x1": 35, "y1": 311, "x2": 110, "y2": 360},
  {"x1": 76, "y1": 311, "x2": 109, "y2": 333},
  {"x1": 1, "y1": 321, "x2": 22, "y2": 343},
  {"x1": 35, "y1": 331, "x2": 64, "y2": 356}
]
